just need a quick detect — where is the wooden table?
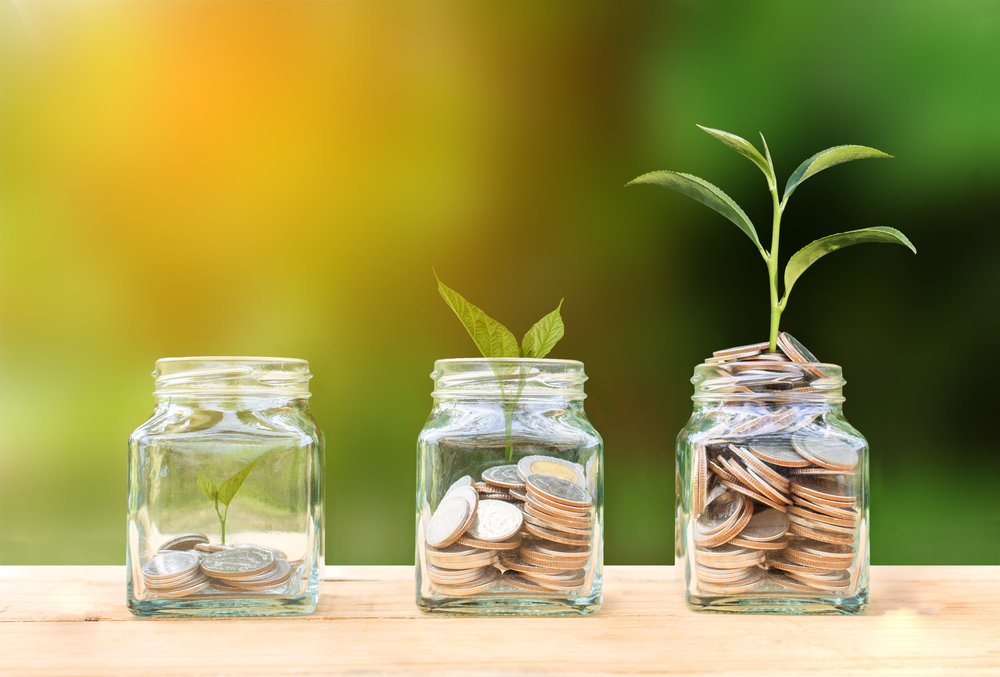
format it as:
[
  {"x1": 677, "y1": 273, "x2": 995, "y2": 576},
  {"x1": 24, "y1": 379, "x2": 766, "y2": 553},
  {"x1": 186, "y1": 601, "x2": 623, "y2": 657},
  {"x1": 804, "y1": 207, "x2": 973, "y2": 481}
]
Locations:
[{"x1": 1, "y1": 566, "x2": 997, "y2": 675}]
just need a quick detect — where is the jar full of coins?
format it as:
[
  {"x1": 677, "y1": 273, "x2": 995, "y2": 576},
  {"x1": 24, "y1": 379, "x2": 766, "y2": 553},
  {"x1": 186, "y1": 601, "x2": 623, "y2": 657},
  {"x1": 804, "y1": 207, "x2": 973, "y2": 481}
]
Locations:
[
  {"x1": 126, "y1": 357, "x2": 324, "y2": 617},
  {"x1": 416, "y1": 358, "x2": 603, "y2": 614},
  {"x1": 677, "y1": 334, "x2": 869, "y2": 614}
]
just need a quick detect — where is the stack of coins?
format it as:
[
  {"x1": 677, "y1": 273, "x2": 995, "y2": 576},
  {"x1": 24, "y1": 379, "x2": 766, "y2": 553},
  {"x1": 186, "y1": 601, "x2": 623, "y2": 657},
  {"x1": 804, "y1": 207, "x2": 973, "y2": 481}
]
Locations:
[
  {"x1": 143, "y1": 535, "x2": 298, "y2": 598},
  {"x1": 142, "y1": 550, "x2": 212, "y2": 598},
  {"x1": 690, "y1": 333, "x2": 861, "y2": 596},
  {"x1": 424, "y1": 455, "x2": 595, "y2": 596}
]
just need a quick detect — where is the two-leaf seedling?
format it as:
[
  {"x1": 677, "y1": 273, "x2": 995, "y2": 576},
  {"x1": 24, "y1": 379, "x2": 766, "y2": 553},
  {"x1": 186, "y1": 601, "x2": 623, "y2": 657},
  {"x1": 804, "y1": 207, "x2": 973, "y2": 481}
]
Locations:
[
  {"x1": 435, "y1": 273, "x2": 565, "y2": 460},
  {"x1": 197, "y1": 457, "x2": 260, "y2": 544},
  {"x1": 627, "y1": 125, "x2": 916, "y2": 351}
]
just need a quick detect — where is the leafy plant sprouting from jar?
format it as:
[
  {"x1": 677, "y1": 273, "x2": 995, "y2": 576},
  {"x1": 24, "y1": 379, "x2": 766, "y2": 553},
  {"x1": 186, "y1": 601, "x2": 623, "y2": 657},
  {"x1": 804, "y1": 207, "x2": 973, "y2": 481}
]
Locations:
[
  {"x1": 197, "y1": 456, "x2": 261, "y2": 544},
  {"x1": 435, "y1": 272, "x2": 565, "y2": 462},
  {"x1": 627, "y1": 125, "x2": 916, "y2": 351}
]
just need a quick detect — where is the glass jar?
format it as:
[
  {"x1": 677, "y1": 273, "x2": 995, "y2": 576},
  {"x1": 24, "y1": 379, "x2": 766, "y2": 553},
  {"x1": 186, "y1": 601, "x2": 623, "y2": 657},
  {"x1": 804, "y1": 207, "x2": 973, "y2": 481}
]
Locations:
[
  {"x1": 126, "y1": 357, "x2": 324, "y2": 617},
  {"x1": 416, "y1": 358, "x2": 603, "y2": 615},
  {"x1": 676, "y1": 357, "x2": 869, "y2": 614}
]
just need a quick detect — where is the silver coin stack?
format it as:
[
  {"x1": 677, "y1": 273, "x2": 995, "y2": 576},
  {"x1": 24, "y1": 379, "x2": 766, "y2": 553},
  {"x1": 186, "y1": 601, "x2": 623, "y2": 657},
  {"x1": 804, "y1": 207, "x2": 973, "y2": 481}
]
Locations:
[
  {"x1": 424, "y1": 455, "x2": 595, "y2": 596},
  {"x1": 691, "y1": 332, "x2": 861, "y2": 596},
  {"x1": 141, "y1": 534, "x2": 299, "y2": 597}
]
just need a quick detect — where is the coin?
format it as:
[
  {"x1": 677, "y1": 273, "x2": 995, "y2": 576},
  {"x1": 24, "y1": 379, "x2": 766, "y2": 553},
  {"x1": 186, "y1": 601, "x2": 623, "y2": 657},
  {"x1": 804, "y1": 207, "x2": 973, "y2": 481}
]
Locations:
[
  {"x1": 791, "y1": 435, "x2": 860, "y2": 471},
  {"x1": 193, "y1": 543, "x2": 228, "y2": 553},
  {"x1": 730, "y1": 536, "x2": 788, "y2": 550},
  {"x1": 792, "y1": 493, "x2": 858, "y2": 519},
  {"x1": 517, "y1": 455, "x2": 586, "y2": 487},
  {"x1": 221, "y1": 559, "x2": 293, "y2": 589},
  {"x1": 767, "y1": 570, "x2": 823, "y2": 592},
  {"x1": 426, "y1": 486, "x2": 478, "y2": 548},
  {"x1": 787, "y1": 505, "x2": 856, "y2": 528},
  {"x1": 787, "y1": 512, "x2": 855, "y2": 534},
  {"x1": 159, "y1": 533, "x2": 209, "y2": 552},
  {"x1": 788, "y1": 523, "x2": 855, "y2": 546},
  {"x1": 728, "y1": 445, "x2": 789, "y2": 489},
  {"x1": 526, "y1": 474, "x2": 593, "y2": 508},
  {"x1": 746, "y1": 440, "x2": 810, "y2": 468},
  {"x1": 431, "y1": 567, "x2": 501, "y2": 595},
  {"x1": 482, "y1": 465, "x2": 525, "y2": 489},
  {"x1": 790, "y1": 476, "x2": 856, "y2": 505},
  {"x1": 153, "y1": 578, "x2": 212, "y2": 598},
  {"x1": 713, "y1": 342, "x2": 770, "y2": 358},
  {"x1": 765, "y1": 553, "x2": 838, "y2": 575},
  {"x1": 143, "y1": 551, "x2": 201, "y2": 580},
  {"x1": 444, "y1": 475, "x2": 473, "y2": 497},
  {"x1": 719, "y1": 480, "x2": 787, "y2": 513},
  {"x1": 200, "y1": 547, "x2": 276, "y2": 579},
  {"x1": 524, "y1": 522, "x2": 591, "y2": 546},
  {"x1": 737, "y1": 508, "x2": 790, "y2": 542},
  {"x1": 695, "y1": 489, "x2": 744, "y2": 536},
  {"x1": 693, "y1": 544, "x2": 760, "y2": 563},
  {"x1": 465, "y1": 499, "x2": 523, "y2": 542}
]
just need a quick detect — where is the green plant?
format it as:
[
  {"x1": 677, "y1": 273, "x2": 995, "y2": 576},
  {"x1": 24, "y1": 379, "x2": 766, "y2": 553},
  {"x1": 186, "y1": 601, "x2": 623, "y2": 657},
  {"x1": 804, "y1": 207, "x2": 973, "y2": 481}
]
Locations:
[
  {"x1": 627, "y1": 125, "x2": 916, "y2": 351},
  {"x1": 197, "y1": 456, "x2": 260, "y2": 544},
  {"x1": 435, "y1": 272, "x2": 565, "y2": 460}
]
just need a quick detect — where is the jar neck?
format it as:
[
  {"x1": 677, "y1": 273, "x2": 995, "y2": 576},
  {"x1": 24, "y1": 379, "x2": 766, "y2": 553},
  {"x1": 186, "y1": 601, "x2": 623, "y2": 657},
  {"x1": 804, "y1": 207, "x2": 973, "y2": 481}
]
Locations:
[
  {"x1": 430, "y1": 358, "x2": 587, "y2": 403},
  {"x1": 152, "y1": 357, "x2": 312, "y2": 400},
  {"x1": 691, "y1": 361, "x2": 845, "y2": 405}
]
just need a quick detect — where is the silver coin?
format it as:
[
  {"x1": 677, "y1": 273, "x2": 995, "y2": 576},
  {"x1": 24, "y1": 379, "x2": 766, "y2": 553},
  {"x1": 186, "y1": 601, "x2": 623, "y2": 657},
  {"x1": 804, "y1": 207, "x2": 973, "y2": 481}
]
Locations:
[
  {"x1": 158, "y1": 533, "x2": 209, "y2": 552},
  {"x1": 526, "y1": 474, "x2": 592, "y2": 507},
  {"x1": 776, "y1": 332, "x2": 819, "y2": 363},
  {"x1": 466, "y1": 499, "x2": 523, "y2": 542},
  {"x1": 143, "y1": 550, "x2": 201, "y2": 580},
  {"x1": 737, "y1": 508, "x2": 790, "y2": 542},
  {"x1": 517, "y1": 455, "x2": 586, "y2": 487},
  {"x1": 219, "y1": 559, "x2": 293, "y2": 588},
  {"x1": 426, "y1": 486, "x2": 477, "y2": 548},
  {"x1": 481, "y1": 465, "x2": 525, "y2": 489},
  {"x1": 443, "y1": 475, "x2": 473, "y2": 497},
  {"x1": 200, "y1": 546, "x2": 275, "y2": 578},
  {"x1": 153, "y1": 578, "x2": 212, "y2": 598},
  {"x1": 225, "y1": 543, "x2": 288, "y2": 561},
  {"x1": 791, "y1": 434, "x2": 860, "y2": 470},
  {"x1": 746, "y1": 440, "x2": 811, "y2": 468}
]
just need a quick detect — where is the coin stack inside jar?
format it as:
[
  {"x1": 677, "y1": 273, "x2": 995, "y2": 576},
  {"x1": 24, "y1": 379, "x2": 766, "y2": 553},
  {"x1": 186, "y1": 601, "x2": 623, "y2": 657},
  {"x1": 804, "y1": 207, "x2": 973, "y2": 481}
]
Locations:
[
  {"x1": 424, "y1": 454, "x2": 595, "y2": 597},
  {"x1": 141, "y1": 534, "x2": 300, "y2": 598},
  {"x1": 691, "y1": 332, "x2": 861, "y2": 596}
]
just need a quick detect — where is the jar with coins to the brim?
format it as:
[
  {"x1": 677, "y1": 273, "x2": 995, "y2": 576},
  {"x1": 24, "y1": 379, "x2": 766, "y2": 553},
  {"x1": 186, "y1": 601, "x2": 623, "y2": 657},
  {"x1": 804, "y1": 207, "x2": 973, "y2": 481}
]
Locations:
[{"x1": 676, "y1": 334, "x2": 869, "y2": 614}]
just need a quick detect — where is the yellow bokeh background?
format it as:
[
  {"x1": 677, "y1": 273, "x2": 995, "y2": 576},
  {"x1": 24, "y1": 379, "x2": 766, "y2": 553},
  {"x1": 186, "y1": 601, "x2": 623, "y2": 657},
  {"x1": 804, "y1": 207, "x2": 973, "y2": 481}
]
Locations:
[{"x1": 2, "y1": 1, "x2": 998, "y2": 565}]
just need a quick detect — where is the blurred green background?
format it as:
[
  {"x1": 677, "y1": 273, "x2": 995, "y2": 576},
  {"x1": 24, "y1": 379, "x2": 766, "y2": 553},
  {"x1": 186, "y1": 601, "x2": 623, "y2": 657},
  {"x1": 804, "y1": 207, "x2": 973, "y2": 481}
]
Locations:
[{"x1": 2, "y1": 0, "x2": 998, "y2": 566}]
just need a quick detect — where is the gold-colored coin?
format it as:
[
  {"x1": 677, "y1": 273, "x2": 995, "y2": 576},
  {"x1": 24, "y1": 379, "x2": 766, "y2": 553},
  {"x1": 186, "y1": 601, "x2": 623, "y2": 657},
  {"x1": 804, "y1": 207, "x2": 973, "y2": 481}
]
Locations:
[{"x1": 730, "y1": 536, "x2": 788, "y2": 550}]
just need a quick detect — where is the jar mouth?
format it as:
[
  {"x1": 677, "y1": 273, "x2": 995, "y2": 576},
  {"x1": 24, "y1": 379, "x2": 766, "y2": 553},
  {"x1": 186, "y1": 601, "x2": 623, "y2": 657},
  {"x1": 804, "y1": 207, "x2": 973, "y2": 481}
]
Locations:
[
  {"x1": 153, "y1": 356, "x2": 312, "y2": 397},
  {"x1": 692, "y1": 361, "x2": 845, "y2": 403},
  {"x1": 431, "y1": 358, "x2": 587, "y2": 400}
]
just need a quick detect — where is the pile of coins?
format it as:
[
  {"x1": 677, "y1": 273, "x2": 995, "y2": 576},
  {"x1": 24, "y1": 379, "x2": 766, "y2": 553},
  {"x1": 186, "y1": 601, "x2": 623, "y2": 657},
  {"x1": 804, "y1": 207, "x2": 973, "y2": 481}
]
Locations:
[
  {"x1": 690, "y1": 333, "x2": 862, "y2": 596},
  {"x1": 424, "y1": 455, "x2": 595, "y2": 597},
  {"x1": 141, "y1": 533, "x2": 299, "y2": 598}
]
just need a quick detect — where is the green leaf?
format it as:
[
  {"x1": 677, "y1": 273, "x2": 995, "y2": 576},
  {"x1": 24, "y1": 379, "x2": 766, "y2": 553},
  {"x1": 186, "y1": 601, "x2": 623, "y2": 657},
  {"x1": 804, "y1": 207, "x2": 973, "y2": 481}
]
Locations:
[
  {"x1": 697, "y1": 125, "x2": 776, "y2": 190},
  {"x1": 626, "y1": 171, "x2": 764, "y2": 254},
  {"x1": 216, "y1": 457, "x2": 260, "y2": 508},
  {"x1": 784, "y1": 145, "x2": 892, "y2": 200},
  {"x1": 521, "y1": 299, "x2": 565, "y2": 358},
  {"x1": 435, "y1": 273, "x2": 519, "y2": 358},
  {"x1": 197, "y1": 472, "x2": 218, "y2": 501},
  {"x1": 760, "y1": 133, "x2": 775, "y2": 181},
  {"x1": 784, "y1": 227, "x2": 917, "y2": 299}
]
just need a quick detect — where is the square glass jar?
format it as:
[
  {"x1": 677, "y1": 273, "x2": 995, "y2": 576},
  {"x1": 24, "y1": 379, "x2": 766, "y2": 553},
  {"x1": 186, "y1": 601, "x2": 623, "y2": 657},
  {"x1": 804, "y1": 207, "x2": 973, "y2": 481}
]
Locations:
[
  {"x1": 126, "y1": 357, "x2": 324, "y2": 617},
  {"x1": 677, "y1": 359, "x2": 868, "y2": 614},
  {"x1": 416, "y1": 359, "x2": 604, "y2": 615}
]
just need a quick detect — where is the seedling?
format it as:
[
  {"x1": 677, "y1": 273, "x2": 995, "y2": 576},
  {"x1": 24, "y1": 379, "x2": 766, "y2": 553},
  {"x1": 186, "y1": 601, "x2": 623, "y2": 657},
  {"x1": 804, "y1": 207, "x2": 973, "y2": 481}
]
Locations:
[
  {"x1": 628, "y1": 125, "x2": 916, "y2": 351},
  {"x1": 197, "y1": 456, "x2": 260, "y2": 544},
  {"x1": 435, "y1": 273, "x2": 565, "y2": 460}
]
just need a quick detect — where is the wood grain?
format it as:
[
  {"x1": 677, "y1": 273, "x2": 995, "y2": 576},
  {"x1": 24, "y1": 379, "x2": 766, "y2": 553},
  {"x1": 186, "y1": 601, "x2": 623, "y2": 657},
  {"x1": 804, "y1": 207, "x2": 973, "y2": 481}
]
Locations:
[{"x1": 1, "y1": 566, "x2": 997, "y2": 676}]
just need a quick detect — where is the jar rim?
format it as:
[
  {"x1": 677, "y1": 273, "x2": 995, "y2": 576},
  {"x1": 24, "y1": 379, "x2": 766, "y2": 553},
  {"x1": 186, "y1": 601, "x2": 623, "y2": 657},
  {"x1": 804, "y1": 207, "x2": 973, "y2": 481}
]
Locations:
[
  {"x1": 153, "y1": 356, "x2": 312, "y2": 397},
  {"x1": 691, "y1": 361, "x2": 845, "y2": 403},
  {"x1": 431, "y1": 357, "x2": 587, "y2": 400}
]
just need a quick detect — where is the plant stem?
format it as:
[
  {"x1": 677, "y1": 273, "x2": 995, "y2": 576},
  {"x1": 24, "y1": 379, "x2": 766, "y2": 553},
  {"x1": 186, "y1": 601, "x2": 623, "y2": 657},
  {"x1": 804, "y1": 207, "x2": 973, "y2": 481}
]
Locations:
[
  {"x1": 768, "y1": 188, "x2": 784, "y2": 351},
  {"x1": 503, "y1": 407, "x2": 514, "y2": 462}
]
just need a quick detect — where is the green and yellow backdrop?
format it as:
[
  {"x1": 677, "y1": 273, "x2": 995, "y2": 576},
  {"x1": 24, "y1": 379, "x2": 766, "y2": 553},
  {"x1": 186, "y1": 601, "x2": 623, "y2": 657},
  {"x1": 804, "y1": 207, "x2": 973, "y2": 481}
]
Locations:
[{"x1": 2, "y1": 0, "x2": 998, "y2": 566}]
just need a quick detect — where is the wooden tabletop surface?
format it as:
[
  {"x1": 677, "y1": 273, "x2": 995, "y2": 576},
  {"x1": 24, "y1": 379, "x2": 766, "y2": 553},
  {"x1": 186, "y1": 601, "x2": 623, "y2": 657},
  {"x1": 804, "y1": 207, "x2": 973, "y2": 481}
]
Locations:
[{"x1": 1, "y1": 565, "x2": 997, "y2": 676}]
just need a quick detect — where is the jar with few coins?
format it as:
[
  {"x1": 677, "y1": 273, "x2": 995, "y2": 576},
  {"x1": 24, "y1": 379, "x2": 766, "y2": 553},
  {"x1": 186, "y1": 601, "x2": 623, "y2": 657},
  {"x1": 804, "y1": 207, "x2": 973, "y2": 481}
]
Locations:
[
  {"x1": 416, "y1": 358, "x2": 604, "y2": 614},
  {"x1": 676, "y1": 336, "x2": 869, "y2": 614},
  {"x1": 126, "y1": 357, "x2": 324, "y2": 617}
]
